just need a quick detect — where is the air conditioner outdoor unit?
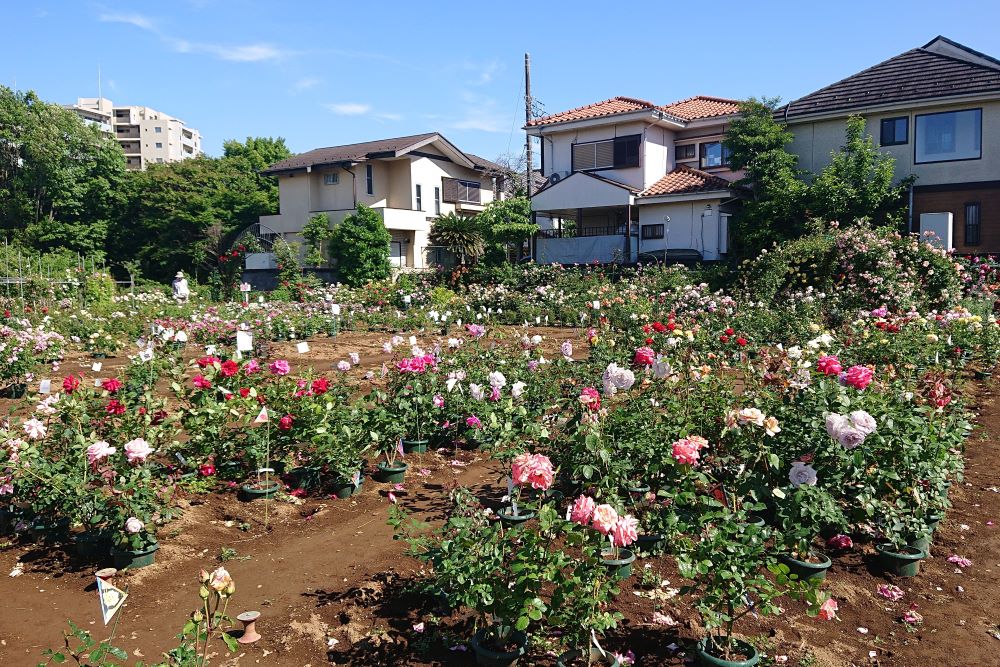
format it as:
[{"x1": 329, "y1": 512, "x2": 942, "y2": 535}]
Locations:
[{"x1": 547, "y1": 171, "x2": 571, "y2": 186}]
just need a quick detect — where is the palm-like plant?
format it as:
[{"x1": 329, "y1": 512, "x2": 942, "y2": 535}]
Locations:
[{"x1": 429, "y1": 212, "x2": 485, "y2": 265}]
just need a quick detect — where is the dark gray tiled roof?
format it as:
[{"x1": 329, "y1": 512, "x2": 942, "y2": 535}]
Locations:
[
  {"x1": 782, "y1": 37, "x2": 1000, "y2": 120},
  {"x1": 261, "y1": 133, "x2": 440, "y2": 174}
]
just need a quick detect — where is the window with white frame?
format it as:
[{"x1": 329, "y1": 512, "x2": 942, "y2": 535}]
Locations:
[
  {"x1": 571, "y1": 135, "x2": 640, "y2": 171},
  {"x1": 324, "y1": 172, "x2": 339, "y2": 185},
  {"x1": 415, "y1": 184, "x2": 423, "y2": 211}
]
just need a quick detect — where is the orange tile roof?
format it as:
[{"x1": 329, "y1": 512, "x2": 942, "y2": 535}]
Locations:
[
  {"x1": 660, "y1": 96, "x2": 742, "y2": 120},
  {"x1": 527, "y1": 96, "x2": 657, "y2": 127},
  {"x1": 640, "y1": 166, "x2": 733, "y2": 197}
]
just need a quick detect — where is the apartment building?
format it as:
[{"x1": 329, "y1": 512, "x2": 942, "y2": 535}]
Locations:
[{"x1": 66, "y1": 97, "x2": 203, "y2": 170}]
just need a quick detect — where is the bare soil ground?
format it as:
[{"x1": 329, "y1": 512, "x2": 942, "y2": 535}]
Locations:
[{"x1": 0, "y1": 330, "x2": 997, "y2": 666}]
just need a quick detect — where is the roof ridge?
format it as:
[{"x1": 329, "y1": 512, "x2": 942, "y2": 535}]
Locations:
[
  {"x1": 299, "y1": 132, "x2": 439, "y2": 154},
  {"x1": 921, "y1": 35, "x2": 1000, "y2": 70},
  {"x1": 786, "y1": 48, "x2": 924, "y2": 109}
]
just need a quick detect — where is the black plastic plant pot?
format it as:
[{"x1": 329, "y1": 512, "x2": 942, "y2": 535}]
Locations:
[
  {"x1": 601, "y1": 547, "x2": 636, "y2": 580},
  {"x1": 240, "y1": 479, "x2": 281, "y2": 501},
  {"x1": 634, "y1": 533, "x2": 666, "y2": 555},
  {"x1": 875, "y1": 543, "x2": 925, "y2": 577},
  {"x1": 469, "y1": 628, "x2": 527, "y2": 667},
  {"x1": 402, "y1": 439, "x2": 429, "y2": 454},
  {"x1": 332, "y1": 476, "x2": 363, "y2": 499},
  {"x1": 556, "y1": 648, "x2": 621, "y2": 666},
  {"x1": 112, "y1": 541, "x2": 159, "y2": 570},
  {"x1": 695, "y1": 638, "x2": 761, "y2": 667},
  {"x1": 375, "y1": 461, "x2": 407, "y2": 484},
  {"x1": 497, "y1": 508, "x2": 536, "y2": 526},
  {"x1": 777, "y1": 552, "x2": 832, "y2": 583}
]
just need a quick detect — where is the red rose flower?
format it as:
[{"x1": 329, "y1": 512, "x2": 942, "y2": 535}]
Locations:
[
  {"x1": 192, "y1": 375, "x2": 212, "y2": 389},
  {"x1": 151, "y1": 409, "x2": 168, "y2": 425},
  {"x1": 102, "y1": 378, "x2": 123, "y2": 393},
  {"x1": 736, "y1": 337, "x2": 748, "y2": 347},
  {"x1": 311, "y1": 377, "x2": 330, "y2": 395},
  {"x1": 238, "y1": 387, "x2": 251, "y2": 398},
  {"x1": 220, "y1": 360, "x2": 239, "y2": 377},
  {"x1": 196, "y1": 356, "x2": 220, "y2": 368},
  {"x1": 278, "y1": 414, "x2": 294, "y2": 431},
  {"x1": 105, "y1": 399, "x2": 126, "y2": 416},
  {"x1": 632, "y1": 346, "x2": 656, "y2": 367},
  {"x1": 199, "y1": 463, "x2": 216, "y2": 477},
  {"x1": 720, "y1": 335, "x2": 730, "y2": 343},
  {"x1": 62, "y1": 375, "x2": 81, "y2": 394},
  {"x1": 725, "y1": 327, "x2": 734, "y2": 336}
]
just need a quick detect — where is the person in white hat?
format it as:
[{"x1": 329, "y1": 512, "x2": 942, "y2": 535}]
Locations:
[{"x1": 172, "y1": 271, "x2": 190, "y2": 304}]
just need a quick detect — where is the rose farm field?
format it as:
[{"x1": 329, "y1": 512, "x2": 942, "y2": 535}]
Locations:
[{"x1": 1, "y1": 226, "x2": 1000, "y2": 667}]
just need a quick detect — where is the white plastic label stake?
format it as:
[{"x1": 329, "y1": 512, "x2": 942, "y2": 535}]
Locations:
[
  {"x1": 139, "y1": 348, "x2": 154, "y2": 362},
  {"x1": 94, "y1": 378, "x2": 103, "y2": 387},
  {"x1": 331, "y1": 304, "x2": 341, "y2": 315},
  {"x1": 91, "y1": 362, "x2": 103, "y2": 372},
  {"x1": 205, "y1": 345, "x2": 217, "y2": 356},
  {"x1": 236, "y1": 331, "x2": 253, "y2": 352},
  {"x1": 39, "y1": 379, "x2": 51, "y2": 394},
  {"x1": 296, "y1": 341, "x2": 310, "y2": 354}
]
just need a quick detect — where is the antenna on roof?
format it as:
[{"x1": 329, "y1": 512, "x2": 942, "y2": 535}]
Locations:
[{"x1": 97, "y1": 64, "x2": 102, "y2": 100}]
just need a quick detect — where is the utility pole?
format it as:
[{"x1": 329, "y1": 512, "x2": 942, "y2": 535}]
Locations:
[{"x1": 524, "y1": 53, "x2": 533, "y2": 196}]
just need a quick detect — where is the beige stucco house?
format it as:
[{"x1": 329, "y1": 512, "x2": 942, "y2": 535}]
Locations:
[
  {"x1": 259, "y1": 133, "x2": 504, "y2": 269},
  {"x1": 782, "y1": 36, "x2": 1000, "y2": 254},
  {"x1": 525, "y1": 96, "x2": 744, "y2": 264}
]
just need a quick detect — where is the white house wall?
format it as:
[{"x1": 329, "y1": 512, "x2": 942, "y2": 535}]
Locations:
[
  {"x1": 539, "y1": 120, "x2": 650, "y2": 191},
  {"x1": 637, "y1": 199, "x2": 725, "y2": 261}
]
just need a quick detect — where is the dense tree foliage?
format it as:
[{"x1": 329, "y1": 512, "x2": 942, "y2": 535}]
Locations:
[
  {"x1": 329, "y1": 204, "x2": 392, "y2": 286},
  {"x1": 0, "y1": 87, "x2": 128, "y2": 256}
]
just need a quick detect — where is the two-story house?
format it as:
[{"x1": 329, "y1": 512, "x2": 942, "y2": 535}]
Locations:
[
  {"x1": 525, "y1": 95, "x2": 744, "y2": 264},
  {"x1": 259, "y1": 133, "x2": 504, "y2": 269},
  {"x1": 782, "y1": 36, "x2": 1000, "y2": 254}
]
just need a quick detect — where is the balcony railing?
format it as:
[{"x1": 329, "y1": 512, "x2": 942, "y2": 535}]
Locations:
[{"x1": 537, "y1": 224, "x2": 626, "y2": 239}]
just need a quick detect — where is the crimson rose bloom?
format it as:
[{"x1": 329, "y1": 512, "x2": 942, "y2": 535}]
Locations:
[
  {"x1": 238, "y1": 387, "x2": 251, "y2": 398},
  {"x1": 278, "y1": 414, "x2": 294, "y2": 430},
  {"x1": 192, "y1": 375, "x2": 212, "y2": 389},
  {"x1": 311, "y1": 377, "x2": 330, "y2": 395},
  {"x1": 632, "y1": 346, "x2": 655, "y2": 367},
  {"x1": 219, "y1": 360, "x2": 239, "y2": 377},
  {"x1": 196, "y1": 356, "x2": 220, "y2": 368},
  {"x1": 62, "y1": 375, "x2": 81, "y2": 394},
  {"x1": 198, "y1": 463, "x2": 216, "y2": 477},
  {"x1": 102, "y1": 378, "x2": 123, "y2": 393},
  {"x1": 105, "y1": 399, "x2": 126, "y2": 416}
]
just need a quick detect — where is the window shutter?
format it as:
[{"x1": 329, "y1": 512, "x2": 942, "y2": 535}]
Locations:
[
  {"x1": 442, "y1": 177, "x2": 462, "y2": 202},
  {"x1": 572, "y1": 143, "x2": 595, "y2": 171}
]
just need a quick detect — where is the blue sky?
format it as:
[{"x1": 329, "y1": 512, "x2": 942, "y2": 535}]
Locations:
[{"x1": 5, "y1": 1, "x2": 999, "y2": 162}]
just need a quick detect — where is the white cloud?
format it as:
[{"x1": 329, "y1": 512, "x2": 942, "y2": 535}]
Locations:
[
  {"x1": 376, "y1": 112, "x2": 402, "y2": 121},
  {"x1": 291, "y1": 77, "x2": 320, "y2": 93},
  {"x1": 99, "y1": 12, "x2": 156, "y2": 30},
  {"x1": 325, "y1": 103, "x2": 371, "y2": 116},
  {"x1": 210, "y1": 43, "x2": 284, "y2": 62}
]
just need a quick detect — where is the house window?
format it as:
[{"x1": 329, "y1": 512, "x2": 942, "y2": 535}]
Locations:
[
  {"x1": 434, "y1": 186, "x2": 441, "y2": 215},
  {"x1": 155, "y1": 142, "x2": 163, "y2": 149},
  {"x1": 442, "y1": 178, "x2": 481, "y2": 204},
  {"x1": 323, "y1": 172, "x2": 339, "y2": 185},
  {"x1": 675, "y1": 144, "x2": 696, "y2": 160},
  {"x1": 366, "y1": 164, "x2": 374, "y2": 195},
  {"x1": 699, "y1": 142, "x2": 731, "y2": 169},
  {"x1": 154, "y1": 126, "x2": 162, "y2": 133},
  {"x1": 915, "y1": 109, "x2": 982, "y2": 163},
  {"x1": 415, "y1": 184, "x2": 423, "y2": 211},
  {"x1": 571, "y1": 134, "x2": 641, "y2": 171},
  {"x1": 965, "y1": 202, "x2": 981, "y2": 246},
  {"x1": 880, "y1": 117, "x2": 908, "y2": 146},
  {"x1": 641, "y1": 224, "x2": 664, "y2": 240}
]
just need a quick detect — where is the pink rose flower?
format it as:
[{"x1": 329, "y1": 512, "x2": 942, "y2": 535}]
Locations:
[
  {"x1": 433, "y1": 394, "x2": 445, "y2": 408},
  {"x1": 671, "y1": 438, "x2": 702, "y2": 466},
  {"x1": 826, "y1": 534, "x2": 853, "y2": 550},
  {"x1": 579, "y1": 387, "x2": 601, "y2": 411},
  {"x1": 124, "y1": 438, "x2": 153, "y2": 464},
  {"x1": 816, "y1": 355, "x2": 842, "y2": 376},
  {"x1": 569, "y1": 495, "x2": 595, "y2": 526},
  {"x1": 843, "y1": 365, "x2": 874, "y2": 390},
  {"x1": 465, "y1": 415, "x2": 482, "y2": 429},
  {"x1": 632, "y1": 346, "x2": 655, "y2": 367},
  {"x1": 270, "y1": 359, "x2": 291, "y2": 376},
  {"x1": 125, "y1": 517, "x2": 145, "y2": 534},
  {"x1": 817, "y1": 597, "x2": 838, "y2": 621},
  {"x1": 86, "y1": 441, "x2": 116, "y2": 466},
  {"x1": 591, "y1": 504, "x2": 619, "y2": 535},
  {"x1": 610, "y1": 514, "x2": 638, "y2": 548}
]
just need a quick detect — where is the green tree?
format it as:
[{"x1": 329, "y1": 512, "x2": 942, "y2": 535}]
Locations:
[
  {"x1": 429, "y1": 212, "x2": 484, "y2": 264},
  {"x1": 0, "y1": 87, "x2": 128, "y2": 256},
  {"x1": 476, "y1": 196, "x2": 535, "y2": 263},
  {"x1": 807, "y1": 115, "x2": 913, "y2": 228},
  {"x1": 302, "y1": 213, "x2": 333, "y2": 267},
  {"x1": 723, "y1": 98, "x2": 808, "y2": 255},
  {"x1": 329, "y1": 204, "x2": 391, "y2": 286}
]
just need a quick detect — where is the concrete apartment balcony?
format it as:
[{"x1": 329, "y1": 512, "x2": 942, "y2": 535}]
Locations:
[
  {"x1": 115, "y1": 126, "x2": 140, "y2": 139},
  {"x1": 378, "y1": 207, "x2": 436, "y2": 231},
  {"x1": 119, "y1": 141, "x2": 141, "y2": 155}
]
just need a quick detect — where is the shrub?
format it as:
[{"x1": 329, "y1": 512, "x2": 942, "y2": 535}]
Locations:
[{"x1": 329, "y1": 204, "x2": 392, "y2": 287}]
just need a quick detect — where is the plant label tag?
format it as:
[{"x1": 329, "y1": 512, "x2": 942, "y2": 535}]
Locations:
[
  {"x1": 258, "y1": 295, "x2": 264, "y2": 303},
  {"x1": 175, "y1": 331, "x2": 188, "y2": 342},
  {"x1": 94, "y1": 378, "x2": 103, "y2": 387},
  {"x1": 511, "y1": 500, "x2": 519, "y2": 516},
  {"x1": 91, "y1": 361, "x2": 102, "y2": 372},
  {"x1": 139, "y1": 348, "x2": 154, "y2": 362},
  {"x1": 296, "y1": 342, "x2": 310, "y2": 354},
  {"x1": 397, "y1": 439, "x2": 405, "y2": 458},
  {"x1": 408, "y1": 335, "x2": 417, "y2": 345},
  {"x1": 233, "y1": 349, "x2": 243, "y2": 361},
  {"x1": 351, "y1": 470, "x2": 360, "y2": 485},
  {"x1": 535, "y1": 317, "x2": 541, "y2": 324},
  {"x1": 506, "y1": 477, "x2": 514, "y2": 497},
  {"x1": 205, "y1": 345, "x2": 217, "y2": 356},
  {"x1": 39, "y1": 379, "x2": 51, "y2": 394},
  {"x1": 254, "y1": 406, "x2": 269, "y2": 424},
  {"x1": 239, "y1": 283, "x2": 251, "y2": 292},
  {"x1": 592, "y1": 300, "x2": 601, "y2": 310},
  {"x1": 97, "y1": 577, "x2": 128, "y2": 625},
  {"x1": 591, "y1": 630, "x2": 607, "y2": 657},
  {"x1": 236, "y1": 332, "x2": 253, "y2": 352},
  {"x1": 331, "y1": 304, "x2": 341, "y2": 315}
]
